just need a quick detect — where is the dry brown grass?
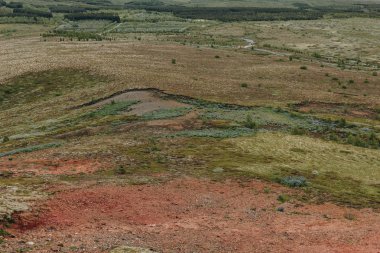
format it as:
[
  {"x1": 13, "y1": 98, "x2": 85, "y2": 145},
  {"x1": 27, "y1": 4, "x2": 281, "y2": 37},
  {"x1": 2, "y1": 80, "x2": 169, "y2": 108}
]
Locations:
[
  {"x1": 241, "y1": 18, "x2": 380, "y2": 64},
  {"x1": 0, "y1": 36, "x2": 379, "y2": 108}
]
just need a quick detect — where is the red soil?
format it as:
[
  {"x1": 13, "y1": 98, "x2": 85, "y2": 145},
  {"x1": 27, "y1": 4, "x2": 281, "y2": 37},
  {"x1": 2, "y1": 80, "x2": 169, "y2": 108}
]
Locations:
[
  {"x1": 0, "y1": 156, "x2": 106, "y2": 176},
  {"x1": 296, "y1": 102, "x2": 377, "y2": 119},
  {"x1": 4, "y1": 178, "x2": 380, "y2": 253}
]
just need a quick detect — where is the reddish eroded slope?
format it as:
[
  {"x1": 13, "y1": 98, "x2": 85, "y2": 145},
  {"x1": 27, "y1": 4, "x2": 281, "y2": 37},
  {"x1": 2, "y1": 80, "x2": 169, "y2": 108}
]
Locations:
[
  {"x1": 0, "y1": 156, "x2": 107, "y2": 176},
  {"x1": 5, "y1": 178, "x2": 380, "y2": 253}
]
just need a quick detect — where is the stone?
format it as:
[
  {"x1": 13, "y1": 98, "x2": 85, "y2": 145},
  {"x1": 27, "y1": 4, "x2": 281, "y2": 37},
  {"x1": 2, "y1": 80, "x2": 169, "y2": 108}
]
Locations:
[
  {"x1": 110, "y1": 246, "x2": 157, "y2": 253},
  {"x1": 212, "y1": 167, "x2": 224, "y2": 173}
]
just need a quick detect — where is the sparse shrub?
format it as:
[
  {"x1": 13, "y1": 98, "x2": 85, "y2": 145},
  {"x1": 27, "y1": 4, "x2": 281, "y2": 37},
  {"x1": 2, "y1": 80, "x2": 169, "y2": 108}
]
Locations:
[
  {"x1": 347, "y1": 134, "x2": 367, "y2": 148},
  {"x1": 277, "y1": 194, "x2": 289, "y2": 203},
  {"x1": 0, "y1": 229, "x2": 11, "y2": 237},
  {"x1": 281, "y1": 176, "x2": 307, "y2": 187},
  {"x1": 289, "y1": 56, "x2": 293, "y2": 61},
  {"x1": 325, "y1": 73, "x2": 329, "y2": 77},
  {"x1": 337, "y1": 118, "x2": 346, "y2": 127},
  {"x1": 240, "y1": 83, "x2": 248, "y2": 88},
  {"x1": 344, "y1": 213, "x2": 356, "y2": 220},
  {"x1": 364, "y1": 79, "x2": 369, "y2": 84},
  {"x1": 342, "y1": 85, "x2": 347, "y2": 89},
  {"x1": 373, "y1": 72, "x2": 378, "y2": 76},
  {"x1": 150, "y1": 145, "x2": 160, "y2": 152},
  {"x1": 215, "y1": 55, "x2": 220, "y2": 59},
  {"x1": 368, "y1": 133, "x2": 379, "y2": 147},
  {"x1": 274, "y1": 106, "x2": 283, "y2": 112},
  {"x1": 2, "y1": 136, "x2": 9, "y2": 143},
  {"x1": 332, "y1": 77, "x2": 339, "y2": 81},
  {"x1": 300, "y1": 66, "x2": 307, "y2": 70},
  {"x1": 0, "y1": 170, "x2": 13, "y2": 178},
  {"x1": 244, "y1": 114, "x2": 257, "y2": 129},
  {"x1": 115, "y1": 166, "x2": 127, "y2": 175},
  {"x1": 312, "y1": 52, "x2": 321, "y2": 58},
  {"x1": 348, "y1": 79, "x2": 354, "y2": 84},
  {"x1": 290, "y1": 127, "x2": 306, "y2": 135},
  {"x1": 329, "y1": 133, "x2": 339, "y2": 141},
  {"x1": 171, "y1": 59, "x2": 176, "y2": 64}
]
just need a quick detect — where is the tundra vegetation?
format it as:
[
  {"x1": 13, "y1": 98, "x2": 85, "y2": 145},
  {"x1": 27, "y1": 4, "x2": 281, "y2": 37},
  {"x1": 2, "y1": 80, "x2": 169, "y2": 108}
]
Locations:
[{"x1": 0, "y1": 0, "x2": 379, "y2": 252}]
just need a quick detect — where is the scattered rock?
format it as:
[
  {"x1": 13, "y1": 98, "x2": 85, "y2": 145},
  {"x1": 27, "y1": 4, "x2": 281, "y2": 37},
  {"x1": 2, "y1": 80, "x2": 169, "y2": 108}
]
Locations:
[
  {"x1": 0, "y1": 186, "x2": 46, "y2": 222},
  {"x1": 212, "y1": 167, "x2": 224, "y2": 173},
  {"x1": 110, "y1": 246, "x2": 157, "y2": 253},
  {"x1": 0, "y1": 171, "x2": 13, "y2": 178},
  {"x1": 26, "y1": 241, "x2": 34, "y2": 246},
  {"x1": 312, "y1": 170, "x2": 319, "y2": 176}
]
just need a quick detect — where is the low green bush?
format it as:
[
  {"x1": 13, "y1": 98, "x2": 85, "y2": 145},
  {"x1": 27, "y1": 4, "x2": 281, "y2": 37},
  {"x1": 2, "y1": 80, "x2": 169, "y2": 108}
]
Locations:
[
  {"x1": 281, "y1": 176, "x2": 307, "y2": 187},
  {"x1": 115, "y1": 166, "x2": 127, "y2": 175},
  {"x1": 243, "y1": 114, "x2": 257, "y2": 129},
  {"x1": 277, "y1": 194, "x2": 289, "y2": 203}
]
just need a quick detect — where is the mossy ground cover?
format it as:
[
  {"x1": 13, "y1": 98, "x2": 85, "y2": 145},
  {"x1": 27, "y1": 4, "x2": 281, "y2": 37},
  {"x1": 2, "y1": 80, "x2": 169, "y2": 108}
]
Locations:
[
  {"x1": 142, "y1": 107, "x2": 192, "y2": 120},
  {"x1": 0, "y1": 69, "x2": 379, "y2": 212},
  {"x1": 63, "y1": 126, "x2": 379, "y2": 207},
  {"x1": 228, "y1": 133, "x2": 380, "y2": 207},
  {"x1": 0, "y1": 69, "x2": 108, "y2": 109}
]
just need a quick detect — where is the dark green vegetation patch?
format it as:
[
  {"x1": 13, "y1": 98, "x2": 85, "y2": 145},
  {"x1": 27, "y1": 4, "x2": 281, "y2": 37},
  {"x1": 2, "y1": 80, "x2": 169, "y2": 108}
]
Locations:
[{"x1": 0, "y1": 68, "x2": 109, "y2": 109}]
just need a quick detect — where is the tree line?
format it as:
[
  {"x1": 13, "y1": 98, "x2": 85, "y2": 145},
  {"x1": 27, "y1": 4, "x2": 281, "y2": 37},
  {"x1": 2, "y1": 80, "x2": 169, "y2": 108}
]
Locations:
[
  {"x1": 124, "y1": 3, "x2": 378, "y2": 22},
  {"x1": 64, "y1": 12, "x2": 121, "y2": 22},
  {"x1": 124, "y1": 5, "x2": 326, "y2": 21}
]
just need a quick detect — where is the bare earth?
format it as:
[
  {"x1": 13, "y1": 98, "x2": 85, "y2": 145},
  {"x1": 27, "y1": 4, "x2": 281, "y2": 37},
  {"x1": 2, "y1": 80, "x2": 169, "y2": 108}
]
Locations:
[{"x1": 3, "y1": 178, "x2": 380, "y2": 253}]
